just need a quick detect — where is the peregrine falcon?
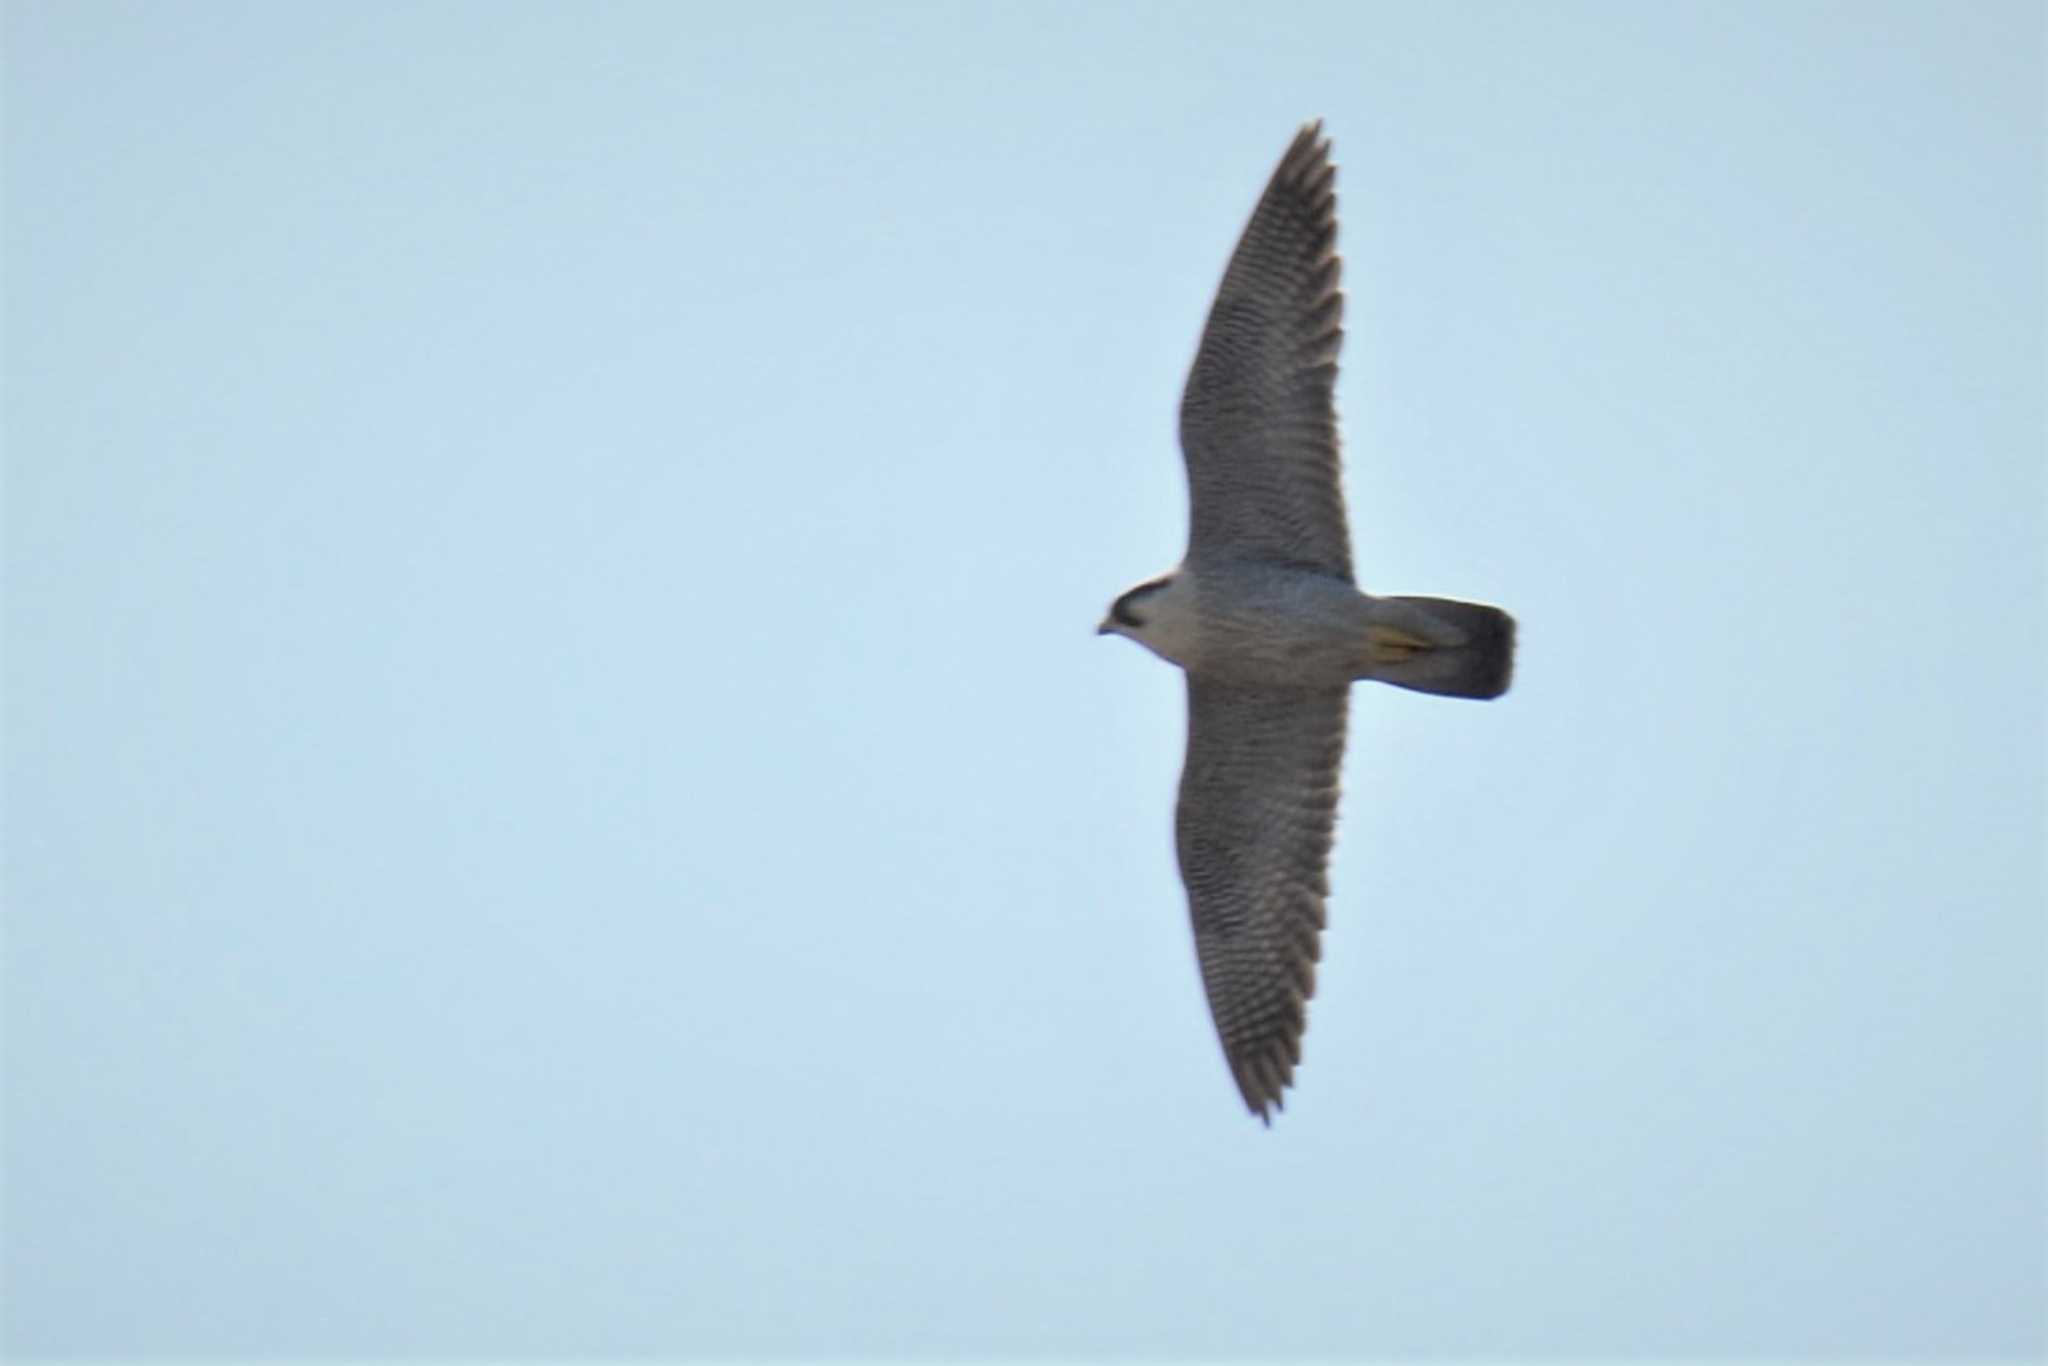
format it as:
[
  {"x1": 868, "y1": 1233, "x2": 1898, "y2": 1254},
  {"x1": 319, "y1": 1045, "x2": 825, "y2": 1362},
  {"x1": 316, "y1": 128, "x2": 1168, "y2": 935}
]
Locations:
[{"x1": 1098, "y1": 121, "x2": 1515, "y2": 1123}]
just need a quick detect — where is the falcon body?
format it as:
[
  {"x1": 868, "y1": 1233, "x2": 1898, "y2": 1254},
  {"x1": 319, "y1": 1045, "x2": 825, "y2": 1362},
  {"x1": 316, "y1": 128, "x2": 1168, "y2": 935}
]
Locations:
[
  {"x1": 1098, "y1": 122, "x2": 1515, "y2": 1123},
  {"x1": 1105, "y1": 564, "x2": 1481, "y2": 687}
]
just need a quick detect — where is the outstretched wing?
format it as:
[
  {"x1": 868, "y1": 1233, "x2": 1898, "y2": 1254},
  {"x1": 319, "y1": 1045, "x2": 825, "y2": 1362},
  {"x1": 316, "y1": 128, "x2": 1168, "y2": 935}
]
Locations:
[
  {"x1": 1176, "y1": 676, "x2": 1348, "y2": 1121},
  {"x1": 1178, "y1": 121, "x2": 1352, "y2": 581}
]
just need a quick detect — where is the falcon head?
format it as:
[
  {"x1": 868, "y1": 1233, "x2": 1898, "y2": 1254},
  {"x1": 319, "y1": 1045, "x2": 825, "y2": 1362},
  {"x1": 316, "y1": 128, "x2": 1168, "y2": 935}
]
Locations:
[
  {"x1": 1097, "y1": 576, "x2": 1171, "y2": 637},
  {"x1": 1097, "y1": 572, "x2": 1201, "y2": 669}
]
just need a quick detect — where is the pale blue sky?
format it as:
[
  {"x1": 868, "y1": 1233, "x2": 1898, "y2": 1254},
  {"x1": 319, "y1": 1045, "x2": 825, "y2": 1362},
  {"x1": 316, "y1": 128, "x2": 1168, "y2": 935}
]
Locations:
[{"x1": 6, "y1": 1, "x2": 2042, "y2": 1358}]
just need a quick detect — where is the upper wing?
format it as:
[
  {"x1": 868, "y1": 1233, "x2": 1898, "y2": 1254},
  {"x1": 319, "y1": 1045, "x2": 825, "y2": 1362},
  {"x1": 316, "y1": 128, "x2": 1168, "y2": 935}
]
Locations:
[
  {"x1": 1176, "y1": 676, "x2": 1348, "y2": 1122},
  {"x1": 1178, "y1": 121, "x2": 1352, "y2": 580}
]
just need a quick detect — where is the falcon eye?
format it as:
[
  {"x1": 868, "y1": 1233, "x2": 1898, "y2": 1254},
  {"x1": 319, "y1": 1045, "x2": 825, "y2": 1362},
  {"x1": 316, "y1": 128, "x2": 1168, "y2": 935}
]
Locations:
[{"x1": 1112, "y1": 578, "x2": 1170, "y2": 628}]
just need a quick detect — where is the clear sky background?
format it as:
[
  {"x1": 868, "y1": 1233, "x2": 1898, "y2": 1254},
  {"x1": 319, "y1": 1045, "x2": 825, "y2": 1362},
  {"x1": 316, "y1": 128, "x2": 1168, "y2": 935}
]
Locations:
[{"x1": 6, "y1": 1, "x2": 2042, "y2": 1359}]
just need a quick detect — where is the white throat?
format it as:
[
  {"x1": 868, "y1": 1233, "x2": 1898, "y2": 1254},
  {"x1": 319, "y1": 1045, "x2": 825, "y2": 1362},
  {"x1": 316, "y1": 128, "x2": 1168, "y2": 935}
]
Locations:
[{"x1": 1114, "y1": 572, "x2": 1200, "y2": 669}]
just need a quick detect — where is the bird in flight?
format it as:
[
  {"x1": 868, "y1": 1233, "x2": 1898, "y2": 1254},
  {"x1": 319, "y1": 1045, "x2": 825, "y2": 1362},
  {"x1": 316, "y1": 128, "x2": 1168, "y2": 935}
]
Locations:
[{"x1": 1098, "y1": 122, "x2": 1515, "y2": 1123}]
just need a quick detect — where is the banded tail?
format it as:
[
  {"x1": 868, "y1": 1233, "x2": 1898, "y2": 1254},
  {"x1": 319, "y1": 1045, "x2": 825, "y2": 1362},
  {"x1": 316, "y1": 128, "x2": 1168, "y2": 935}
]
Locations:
[{"x1": 1362, "y1": 596, "x2": 1516, "y2": 700}]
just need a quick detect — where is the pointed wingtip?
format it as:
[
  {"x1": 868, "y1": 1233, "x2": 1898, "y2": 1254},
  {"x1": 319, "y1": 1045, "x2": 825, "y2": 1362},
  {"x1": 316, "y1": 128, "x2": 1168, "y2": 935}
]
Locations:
[
  {"x1": 1278, "y1": 120, "x2": 1336, "y2": 195},
  {"x1": 1248, "y1": 1090, "x2": 1286, "y2": 1127},
  {"x1": 1233, "y1": 1050, "x2": 1296, "y2": 1125}
]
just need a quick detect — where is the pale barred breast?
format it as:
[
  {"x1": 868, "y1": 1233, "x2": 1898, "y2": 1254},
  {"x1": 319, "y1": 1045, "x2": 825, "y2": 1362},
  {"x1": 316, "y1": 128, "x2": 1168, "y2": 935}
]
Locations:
[{"x1": 1182, "y1": 565, "x2": 1369, "y2": 687}]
